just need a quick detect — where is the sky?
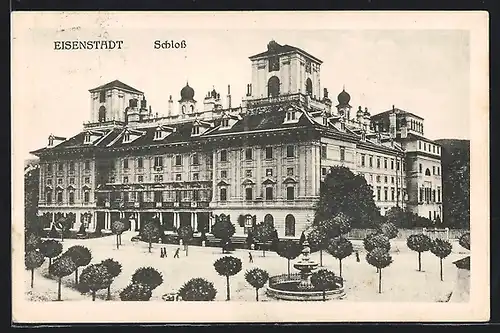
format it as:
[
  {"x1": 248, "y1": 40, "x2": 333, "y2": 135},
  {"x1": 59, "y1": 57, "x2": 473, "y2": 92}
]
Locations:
[{"x1": 13, "y1": 16, "x2": 471, "y2": 161}]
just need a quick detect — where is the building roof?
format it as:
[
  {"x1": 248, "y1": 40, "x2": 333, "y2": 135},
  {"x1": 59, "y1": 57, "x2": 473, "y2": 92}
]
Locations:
[
  {"x1": 371, "y1": 108, "x2": 424, "y2": 120},
  {"x1": 453, "y1": 256, "x2": 470, "y2": 270},
  {"x1": 88, "y1": 80, "x2": 143, "y2": 94},
  {"x1": 249, "y1": 41, "x2": 323, "y2": 64}
]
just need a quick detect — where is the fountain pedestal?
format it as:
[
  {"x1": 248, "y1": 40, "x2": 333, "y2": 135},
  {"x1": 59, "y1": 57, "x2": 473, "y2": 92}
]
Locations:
[{"x1": 293, "y1": 241, "x2": 319, "y2": 290}]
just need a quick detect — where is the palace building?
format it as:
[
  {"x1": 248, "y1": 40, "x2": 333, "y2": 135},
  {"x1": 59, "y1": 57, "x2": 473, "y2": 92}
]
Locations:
[{"x1": 31, "y1": 40, "x2": 442, "y2": 239}]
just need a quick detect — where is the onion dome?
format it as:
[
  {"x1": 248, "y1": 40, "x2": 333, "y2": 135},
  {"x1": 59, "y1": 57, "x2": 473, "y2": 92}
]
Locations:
[
  {"x1": 356, "y1": 106, "x2": 364, "y2": 117},
  {"x1": 180, "y1": 82, "x2": 195, "y2": 101},
  {"x1": 364, "y1": 107, "x2": 371, "y2": 117},
  {"x1": 337, "y1": 88, "x2": 351, "y2": 106}
]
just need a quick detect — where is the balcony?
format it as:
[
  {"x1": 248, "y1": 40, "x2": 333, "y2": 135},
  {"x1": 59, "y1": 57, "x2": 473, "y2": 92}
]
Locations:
[{"x1": 83, "y1": 120, "x2": 125, "y2": 129}]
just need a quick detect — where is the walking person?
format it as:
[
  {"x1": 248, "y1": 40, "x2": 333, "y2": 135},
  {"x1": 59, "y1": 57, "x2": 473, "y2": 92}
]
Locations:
[
  {"x1": 355, "y1": 250, "x2": 360, "y2": 262},
  {"x1": 163, "y1": 247, "x2": 167, "y2": 258},
  {"x1": 174, "y1": 247, "x2": 180, "y2": 258},
  {"x1": 248, "y1": 251, "x2": 253, "y2": 263},
  {"x1": 160, "y1": 247, "x2": 165, "y2": 258}
]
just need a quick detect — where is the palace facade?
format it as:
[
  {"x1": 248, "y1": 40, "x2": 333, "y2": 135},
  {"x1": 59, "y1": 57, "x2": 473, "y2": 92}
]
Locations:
[{"x1": 30, "y1": 40, "x2": 442, "y2": 239}]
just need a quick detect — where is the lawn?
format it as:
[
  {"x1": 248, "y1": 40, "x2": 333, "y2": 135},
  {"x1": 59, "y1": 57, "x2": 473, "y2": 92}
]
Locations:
[{"x1": 25, "y1": 233, "x2": 469, "y2": 302}]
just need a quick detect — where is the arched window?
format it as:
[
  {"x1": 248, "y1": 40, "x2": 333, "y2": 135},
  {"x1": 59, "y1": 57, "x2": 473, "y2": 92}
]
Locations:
[
  {"x1": 98, "y1": 106, "x2": 106, "y2": 122},
  {"x1": 182, "y1": 105, "x2": 186, "y2": 114},
  {"x1": 305, "y1": 78, "x2": 313, "y2": 96},
  {"x1": 285, "y1": 214, "x2": 295, "y2": 237},
  {"x1": 268, "y1": 76, "x2": 280, "y2": 97},
  {"x1": 264, "y1": 214, "x2": 274, "y2": 227},
  {"x1": 425, "y1": 168, "x2": 431, "y2": 176},
  {"x1": 190, "y1": 105, "x2": 194, "y2": 113}
]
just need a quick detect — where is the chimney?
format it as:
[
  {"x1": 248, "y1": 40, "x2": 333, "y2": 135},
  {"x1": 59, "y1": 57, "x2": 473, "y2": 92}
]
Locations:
[
  {"x1": 227, "y1": 84, "x2": 232, "y2": 109},
  {"x1": 168, "y1": 95, "x2": 173, "y2": 117}
]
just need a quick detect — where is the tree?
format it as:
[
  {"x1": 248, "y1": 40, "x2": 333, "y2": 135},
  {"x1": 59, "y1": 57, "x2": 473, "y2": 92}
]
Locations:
[
  {"x1": 39, "y1": 239, "x2": 63, "y2": 270},
  {"x1": 310, "y1": 269, "x2": 340, "y2": 301},
  {"x1": 315, "y1": 166, "x2": 382, "y2": 228},
  {"x1": 253, "y1": 221, "x2": 275, "y2": 257},
  {"x1": 25, "y1": 250, "x2": 45, "y2": 288},
  {"x1": 211, "y1": 214, "x2": 236, "y2": 253},
  {"x1": 55, "y1": 217, "x2": 73, "y2": 242},
  {"x1": 142, "y1": 221, "x2": 160, "y2": 253},
  {"x1": 276, "y1": 240, "x2": 302, "y2": 278},
  {"x1": 363, "y1": 233, "x2": 391, "y2": 252},
  {"x1": 315, "y1": 212, "x2": 352, "y2": 238},
  {"x1": 406, "y1": 234, "x2": 432, "y2": 272},
  {"x1": 327, "y1": 237, "x2": 353, "y2": 278},
  {"x1": 111, "y1": 219, "x2": 127, "y2": 249},
  {"x1": 79, "y1": 264, "x2": 113, "y2": 301},
  {"x1": 178, "y1": 225, "x2": 194, "y2": 256},
  {"x1": 307, "y1": 225, "x2": 328, "y2": 266},
  {"x1": 366, "y1": 248, "x2": 393, "y2": 293},
  {"x1": 64, "y1": 245, "x2": 92, "y2": 285},
  {"x1": 119, "y1": 283, "x2": 152, "y2": 301},
  {"x1": 377, "y1": 222, "x2": 399, "y2": 240},
  {"x1": 430, "y1": 239, "x2": 453, "y2": 281},
  {"x1": 245, "y1": 268, "x2": 269, "y2": 301},
  {"x1": 131, "y1": 267, "x2": 163, "y2": 290},
  {"x1": 459, "y1": 232, "x2": 470, "y2": 250},
  {"x1": 101, "y1": 258, "x2": 122, "y2": 300},
  {"x1": 178, "y1": 278, "x2": 218, "y2": 301},
  {"x1": 25, "y1": 233, "x2": 41, "y2": 251},
  {"x1": 49, "y1": 255, "x2": 77, "y2": 301},
  {"x1": 24, "y1": 163, "x2": 42, "y2": 235},
  {"x1": 213, "y1": 256, "x2": 242, "y2": 301}
]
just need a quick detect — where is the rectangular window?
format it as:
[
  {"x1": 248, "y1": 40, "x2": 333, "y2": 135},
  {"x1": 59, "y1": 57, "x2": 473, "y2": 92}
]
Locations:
[
  {"x1": 287, "y1": 167, "x2": 294, "y2": 176},
  {"x1": 340, "y1": 147, "x2": 345, "y2": 161},
  {"x1": 123, "y1": 176, "x2": 128, "y2": 183},
  {"x1": 429, "y1": 211, "x2": 432, "y2": 220},
  {"x1": 420, "y1": 188, "x2": 424, "y2": 202},
  {"x1": 69, "y1": 178, "x2": 75, "y2": 184},
  {"x1": 193, "y1": 173, "x2": 199, "y2": 181},
  {"x1": 57, "y1": 192, "x2": 63, "y2": 203},
  {"x1": 419, "y1": 163, "x2": 423, "y2": 174},
  {"x1": 192, "y1": 154, "x2": 199, "y2": 165},
  {"x1": 138, "y1": 175, "x2": 144, "y2": 183},
  {"x1": 419, "y1": 141, "x2": 422, "y2": 149},
  {"x1": 154, "y1": 191, "x2": 162, "y2": 203},
  {"x1": 176, "y1": 174, "x2": 182, "y2": 181},
  {"x1": 58, "y1": 178, "x2": 63, "y2": 185},
  {"x1": 391, "y1": 159, "x2": 394, "y2": 170},
  {"x1": 384, "y1": 188, "x2": 388, "y2": 201},
  {"x1": 432, "y1": 145, "x2": 436, "y2": 153},
  {"x1": 432, "y1": 190, "x2": 436, "y2": 202},
  {"x1": 245, "y1": 170, "x2": 252, "y2": 177},
  {"x1": 58, "y1": 163, "x2": 64, "y2": 171},
  {"x1": 391, "y1": 176, "x2": 394, "y2": 184},
  {"x1": 175, "y1": 155, "x2": 182, "y2": 166},
  {"x1": 437, "y1": 167, "x2": 440, "y2": 176},
  {"x1": 321, "y1": 145, "x2": 327, "y2": 159},
  {"x1": 322, "y1": 167, "x2": 327, "y2": 176},
  {"x1": 391, "y1": 188, "x2": 395, "y2": 201},
  {"x1": 265, "y1": 187, "x2": 273, "y2": 200},
  {"x1": 221, "y1": 170, "x2": 227, "y2": 178},
  {"x1": 423, "y1": 142, "x2": 427, "y2": 150},
  {"x1": 220, "y1": 150, "x2": 227, "y2": 162},
  {"x1": 384, "y1": 176, "x2": 388, "y2": 183},
  {"x1": 69, "y1": 161, "x2": 75, "y2": 171},
  {"x1": 84, "y1": 177, "x2": 90, "y2": 184},
  {"x1": 265, "y1": 147, "x2": 273, "y2": 159},
  {"x1": 361, "y1": 154, "x2": 365, "y2": 167},
  {"x1": 376, "y1": 187, "x2": 381, "y2": 201},
  {"x1": 84, "y1": 161, "x2": 90, "y2": 170},
  {"x1": 220, "y1": 188, "x2": 227, "y2": 201},
  {"x1": 377, "y1": 158, "x2": 381, "y2": 168},
  {"x1": 403, "y1": 162, "x2": 406, "y2": 172},
  {"x1": 432, "y1": 166, "x2": 435, "y2": 175},
  {"x1": 46, "y1": 192, "x2": 52, "y2": 203},
  {"x1": 245, "y1": 188, "x2": 253, "y2": 201},
  {"x1": 286, "y1": 187, "x2": 295, "y2": 200},
  {"x1": 438, "y1": 188, "x2": 441, "y2": 202},
  {"x1": 266, "y1": 168, "x2": 273, "y2": 176},
  {"x1": 437, "y1": 147, "x2": 440, "y2": 154},
  {"x1": 123, "y1": 158, "x2": 129, "y2": 169},
  {"x1": 245, "y1": 148, "x2": 253, "y2": 160},
  {"x1": 99, "y1": 90, "x2": 106, "y2": 102},
  {"x1": 154, "y1": 156, "x2": 163, "y2": 167},
  {"x1": 396, "y1": 161, "x2": 400, "y2": 171},
  {"x1": 376, "y1": 175, "x2": 381, "y2": 183},
  {"x1": 84, "y1": 191, "x2": 90, "y2": 203},
  {"x1": 286, "y1": 145, "x2": 295, "y2": 158},
  {"x1": 69, "y1": 192, "x2": 75, "y2": 204},
  {"x1": 384, "y1": 159, "x2": 388, "y2": 169},
  {"x1": 369, "y1": 156, "x2": 373, "y2": 168},
  {"x1": 137, "y1": 157, "x2": 143, "y2": 168},
  {"x1": 47, "y1": 179, "x2": 52, "y2": 185}
]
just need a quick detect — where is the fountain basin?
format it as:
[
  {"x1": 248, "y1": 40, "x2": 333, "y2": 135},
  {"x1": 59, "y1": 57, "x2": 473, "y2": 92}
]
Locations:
[{"x1": 266, "y1": 273, "x2": 346, "y2": 301}]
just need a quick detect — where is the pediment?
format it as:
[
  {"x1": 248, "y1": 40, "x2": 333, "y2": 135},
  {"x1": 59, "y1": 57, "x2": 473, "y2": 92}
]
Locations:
[
  {"x1": 262, "y1": 178, "x2": 276, "y2": 185},
  {"x1": 283, "y1": 177, "x2": 298, "y2": 184},
  {"x1": 217, "y1": 180, "x2": 230, "y2": 187},
  {"x1": 241, "y1": 178, "x2": 255, "y2": 186},
  {"x1": 82, "y1": 184, "x2": 92, "y2": 190}
]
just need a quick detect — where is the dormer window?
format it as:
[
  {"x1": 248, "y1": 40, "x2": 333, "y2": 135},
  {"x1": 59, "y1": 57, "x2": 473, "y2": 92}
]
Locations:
[
  {"x1": 221, "y1": 119, "x2": 230, "y2": 128},
  {"x1": 340, "y1": 123, "x2": 346, "y2": 131},
  {"x1": 48, "y1": 137, "x2": 54, "y2": 147},
  {"x1": 192, "y1": 125, "x2": 200, "y2": 135},
  {"x1": 286, "y1": 110, "x2": 296, "y2": 121},
  {"x1": 361, "y1": 132, "x2": 366, "y2": 141},
  {"x1": 154, "y1": 130, "x2": 162, "y2": 140},
  {"x1": 84, "y1": 133, "x2": 91, "y2": 144},
  {"x1": 323, "y1": 117, "x2": 328, "y2": 126},
  {"x1": 123, "y1": 133, "x2": 131, "y2": 143}
]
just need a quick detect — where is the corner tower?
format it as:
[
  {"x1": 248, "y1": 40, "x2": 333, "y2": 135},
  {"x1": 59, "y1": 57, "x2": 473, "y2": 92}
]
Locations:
[
  {"x1": 248, "y1": 40, "x2": 323, "y2": 100},
  {"x1": 88, "y1": 80, "x2": 144, "y2": 123}
]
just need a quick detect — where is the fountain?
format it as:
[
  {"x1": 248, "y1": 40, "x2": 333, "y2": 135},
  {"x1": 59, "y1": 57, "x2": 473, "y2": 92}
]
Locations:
[{"x1": 266, "y1": 241, "x2": 345, "y2": 301}]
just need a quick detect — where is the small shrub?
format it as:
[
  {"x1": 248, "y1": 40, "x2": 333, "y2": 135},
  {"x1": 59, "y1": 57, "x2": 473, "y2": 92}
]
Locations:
[
  {"x1": 459, "y1": 232, "x2": 470, "y2": 250},
  {"x1": 310, "y1": 269, "x2": 339, "y2": 301},
  {"x1": 245, "y1": 268, "x2": 269, "y2": 301},
  {"x1": 39, "y1": 239, "x2": 63, "y2": 269},
  {"x1": 119, "y1": 283, "x2": 152, "y2": 301},
  {"x1": 213, "y1": 256, "x2": 242, "y2": 300},
  {"x1": 79, "y1": 264, "x2": 113, "y2": 301},
  {"x1": 25, "y1": 250, "x2": 45, "y2": 288},
  {"x1": 178, "y1": 278, "x2": 217, "y2": 301},
  {"x1": 101, "y1": 258, "x2": 123, "y2": 300},
  {"x1": 64, "y1": 245, "x2": 92, "y2": 284},
  {"x1": 131, "y1": 267, "x2": 163, "y2": 290}
]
